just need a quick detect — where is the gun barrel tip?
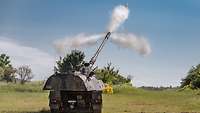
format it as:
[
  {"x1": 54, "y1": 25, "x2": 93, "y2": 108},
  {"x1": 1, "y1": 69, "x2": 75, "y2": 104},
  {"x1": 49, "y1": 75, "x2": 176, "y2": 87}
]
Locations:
[{"x1": 107, "y1": 32, "x2": 111, "y2": 35}]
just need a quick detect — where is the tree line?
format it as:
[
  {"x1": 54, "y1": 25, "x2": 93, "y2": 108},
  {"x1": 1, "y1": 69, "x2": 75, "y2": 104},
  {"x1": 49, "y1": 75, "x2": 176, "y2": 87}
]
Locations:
[
  {"x1": 1, "y1": 50, "x2": 200, "y2": 88},
  {"x1": 0, "y1": 50, "x2": 131, "y2": 85},
  {"x1": 54, "y1": 50, "x2": 132, "y2": 85},
  {"x1": 55, "y1": 50, "x2": 200, "y2": 88},
  {"x1": 0, "y1": 54, "x2": 33, "y2": 84}
]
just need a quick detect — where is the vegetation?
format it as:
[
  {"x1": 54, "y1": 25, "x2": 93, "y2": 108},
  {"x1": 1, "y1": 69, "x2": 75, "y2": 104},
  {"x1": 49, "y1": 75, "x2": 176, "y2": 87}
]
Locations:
[
  {"x1": 0, "y1": 54, "x2": 11, "y2": 68},
  {"x1": 55, "y1": 50, "x2": 85, "y2": 73},
  {"x1": 54, "y1": 50, "x2": 131, "y2": 85},
  {"x1": 139, "y1": 86, "x2": 177, "y2": 91},
  {"x1": 0, "y1": 53, "x2": 16, "y2": 82},
  {"x1": 16, "y1": 65, "x2": 34, "y2": 84},
  {"x1": 0, "y1": 82, "x2": 47, "y2": 113},
  {"x1": 2, "y1": 50, "x2": 200, "y2": 112},
  {"x1": 95, "y1": 63, "x2": 131, "y2": 85},
  {"x1": 1, "y1": 82, "x2": 200, "y2": 113},
  {"x1": 181, "y1": 64, "x2": 200, "y2": 89},
  {"x1": 0, "y1": 81, "x2": 44, "y2": 93},
  {"x1": 0, "y1": 53, "x2": 34, "y2": 84}
]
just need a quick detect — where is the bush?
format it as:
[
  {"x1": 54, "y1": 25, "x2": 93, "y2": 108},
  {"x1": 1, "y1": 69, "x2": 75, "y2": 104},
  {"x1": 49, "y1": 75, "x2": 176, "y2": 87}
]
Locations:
[
  {"x1": 181, "y1": 64, "x2": 200, "y2": 89},
  {"x1": 95, "y1": 63, "x2": 131, "y2": 85}
]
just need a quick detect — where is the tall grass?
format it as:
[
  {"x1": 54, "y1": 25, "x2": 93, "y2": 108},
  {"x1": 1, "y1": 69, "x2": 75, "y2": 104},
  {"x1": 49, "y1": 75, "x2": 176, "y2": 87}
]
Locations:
[{"x1": 0, "y1": 81, "x2": 45, "y2": 93}]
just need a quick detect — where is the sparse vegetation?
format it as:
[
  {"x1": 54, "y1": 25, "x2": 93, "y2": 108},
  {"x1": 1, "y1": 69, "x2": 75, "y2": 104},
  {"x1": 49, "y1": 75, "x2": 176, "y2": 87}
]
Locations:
[{"x1": 16, "y1": 65, "x2": 34, "y2": 84}]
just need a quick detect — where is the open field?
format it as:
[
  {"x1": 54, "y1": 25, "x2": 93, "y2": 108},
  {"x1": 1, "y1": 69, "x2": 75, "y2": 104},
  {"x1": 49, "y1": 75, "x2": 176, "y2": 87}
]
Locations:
[{"x1": 1, "y1": 82, "x2": 200, "y2": 113}]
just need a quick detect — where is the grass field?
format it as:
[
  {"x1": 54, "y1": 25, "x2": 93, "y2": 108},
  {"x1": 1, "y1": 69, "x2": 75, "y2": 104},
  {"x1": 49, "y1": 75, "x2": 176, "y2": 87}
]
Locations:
[{"x1": 0, "y1": 82, "x2": 200, "y2": 113}]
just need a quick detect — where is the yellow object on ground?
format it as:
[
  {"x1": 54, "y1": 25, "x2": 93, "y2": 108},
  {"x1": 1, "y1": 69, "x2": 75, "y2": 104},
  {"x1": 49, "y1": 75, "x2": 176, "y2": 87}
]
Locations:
[{"x1": 103, "y1": 84, "x2": 113, "y2": 94}]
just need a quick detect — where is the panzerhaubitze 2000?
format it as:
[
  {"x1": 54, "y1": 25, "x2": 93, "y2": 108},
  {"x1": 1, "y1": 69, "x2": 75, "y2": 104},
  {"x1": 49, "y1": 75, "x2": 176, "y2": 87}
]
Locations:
[{"x1": 43, "y1": 32, "x2": 111, "y2": 113}]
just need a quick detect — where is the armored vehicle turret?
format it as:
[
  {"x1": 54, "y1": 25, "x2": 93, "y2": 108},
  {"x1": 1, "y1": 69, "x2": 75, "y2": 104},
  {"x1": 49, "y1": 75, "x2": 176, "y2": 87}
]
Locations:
[{"x1": 43, "y1": 32, "x2": 111, "y2": 113}]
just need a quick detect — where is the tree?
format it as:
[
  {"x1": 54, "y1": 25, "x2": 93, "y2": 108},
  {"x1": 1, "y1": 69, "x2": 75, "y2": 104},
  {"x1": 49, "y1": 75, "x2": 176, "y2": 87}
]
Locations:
[
  {"x1": 95, "y1": 63, "x2": 131, "y2": 85},
  {"x1": 181, "y1": 64, "x2": 200, "y2": 89},
  {"x1": 0, "y1": 67, "x2": 4, "y2": 80},
  {"x1": 0, "y1": 54, "x2": 11, "y2": 68},
  {"x1": 16, "y1": 65, "x2": 34, "y2": 84},
  {"x1": 3, "y1": 67, "x2": 16, "y2": 82},
  {"x1": 55, "y1": 50, "x2": 85, "y2": 73},
  {"x1": 0, "y1": 53, "x2": 16, "y2": 82}
]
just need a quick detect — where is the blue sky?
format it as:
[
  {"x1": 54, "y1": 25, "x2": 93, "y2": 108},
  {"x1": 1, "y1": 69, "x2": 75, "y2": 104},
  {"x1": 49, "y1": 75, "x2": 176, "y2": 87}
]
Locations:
[{"x1": 0, "y1": 0, "x2": 200, "y2": 86}]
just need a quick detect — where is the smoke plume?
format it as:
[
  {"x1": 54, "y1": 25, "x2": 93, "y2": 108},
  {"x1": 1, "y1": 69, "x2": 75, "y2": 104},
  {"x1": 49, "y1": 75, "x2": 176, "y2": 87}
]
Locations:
[
  {"x1": 108, "y1": 5, "x2": 129, "y2": 32},
  {"x1": 111, "y1": 33, "x2": 151, "y2": 56},
  {"x1": 54, "y1": 32, "x2": 151, "y2": 56},
  {"x1": 53, "y1": 5, "x2": 152, "y2": 56},
  {"x1": 54, "y1": 33, "x2": 103, "y2": 53}
]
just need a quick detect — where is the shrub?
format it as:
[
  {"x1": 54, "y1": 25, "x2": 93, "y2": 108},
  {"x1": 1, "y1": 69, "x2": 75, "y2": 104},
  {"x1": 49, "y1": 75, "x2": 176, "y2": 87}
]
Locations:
[{"x1": 95, "y1": 63, "x2": 131, "y2": 85}]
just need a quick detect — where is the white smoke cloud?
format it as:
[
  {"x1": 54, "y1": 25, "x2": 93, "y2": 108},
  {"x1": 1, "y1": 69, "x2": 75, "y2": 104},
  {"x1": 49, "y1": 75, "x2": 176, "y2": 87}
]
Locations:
[
  {"x1": 108, "y1": 5, "x2": 129, "y2": 32},
  {"x1": 54, "y1": 32, "x2": 151, "y2": 56},
  {"x1": 0, "y1": 37, "x2": 55, "y2": 80},
  {"x1": 54, "y1": 33, "x2": 104, "y2": 54},
  {"x1": 111, "y1": 33, "x2": 151, "y2": 56},
  {"x1": 53, "y1": 4, "x2": 151, "y2": 56}
]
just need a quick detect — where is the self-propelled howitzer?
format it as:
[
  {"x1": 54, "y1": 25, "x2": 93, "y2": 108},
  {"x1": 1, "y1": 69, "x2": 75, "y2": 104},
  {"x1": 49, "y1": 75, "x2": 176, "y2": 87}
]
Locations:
[{"x1": 43, "y1": 32, "x2": 111, "y2": 113}]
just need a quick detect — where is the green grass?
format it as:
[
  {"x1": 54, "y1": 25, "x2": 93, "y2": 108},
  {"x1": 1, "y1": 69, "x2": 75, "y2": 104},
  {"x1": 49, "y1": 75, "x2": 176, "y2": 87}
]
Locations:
[
  {"x1": 0, "y1": 81, "x2": 45, "y2": 93},
  {"x1": 104, "y1": 85, "x2": 200, "y2": 113},
  {"x1": 1, "y1": 82, "x2": 200, "y2": 113},
  {"x1": 0, "y1": 82, "x2": 48, "y2": 113}
]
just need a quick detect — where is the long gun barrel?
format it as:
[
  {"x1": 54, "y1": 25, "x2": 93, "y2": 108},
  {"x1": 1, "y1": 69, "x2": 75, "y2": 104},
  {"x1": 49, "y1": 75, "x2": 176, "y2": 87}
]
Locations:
[{"x1": 89, "y1": 32, "x2": 111, "y2": 67}]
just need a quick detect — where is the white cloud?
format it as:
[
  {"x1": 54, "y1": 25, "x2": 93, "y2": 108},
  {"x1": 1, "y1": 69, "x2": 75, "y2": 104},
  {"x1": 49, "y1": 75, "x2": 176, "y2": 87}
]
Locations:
[{"x1": 0, "y1": 37, "x2": 56, "y2": 80}]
